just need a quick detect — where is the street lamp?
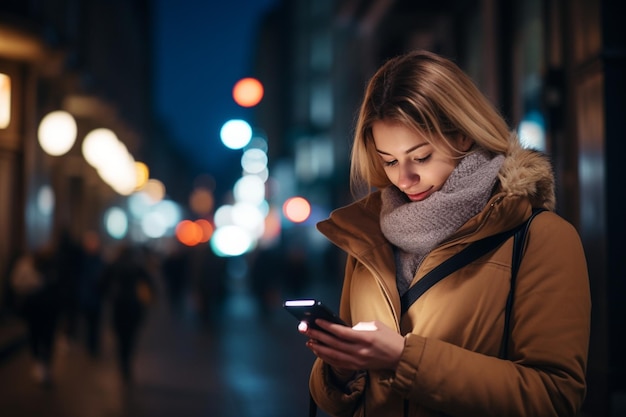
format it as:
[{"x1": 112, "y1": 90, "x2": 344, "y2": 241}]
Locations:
[{"x1": 37, "y1": 110, "x2": 77, "y2": 156}]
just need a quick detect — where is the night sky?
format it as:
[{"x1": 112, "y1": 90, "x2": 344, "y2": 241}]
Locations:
[{"x1": 152, "y1": 0, "x2": 277, "y2": 189}]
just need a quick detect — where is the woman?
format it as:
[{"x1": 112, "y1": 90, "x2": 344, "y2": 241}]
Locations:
[{"x1": 299, "y1": 50, "x2": 591, "y2": 416}]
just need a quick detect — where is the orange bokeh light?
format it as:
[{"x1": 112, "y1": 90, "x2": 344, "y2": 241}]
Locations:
[
  {"x1": 283, "y1": 196, "x2": 311, "y2": 223},
  {"x1": 232, "y1": 77, "x2": 264, "y2": 108},
  {"x1": 195, "y1": 219, "x2": 214, "y2": 243},
  {"x1": 175, "y1": 220, "x2": 202, "y2": 246}
]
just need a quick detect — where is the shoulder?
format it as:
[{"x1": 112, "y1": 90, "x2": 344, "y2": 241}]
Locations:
[
  {"x1": 529, "y1": 210, "x2": 580, "y2": 240},
  {"x1": 524, "y1": 210, "x2": 587, "y2": 271},
  {"x1": 499, "y1": 140, "x2": 556, "y2": 211}
]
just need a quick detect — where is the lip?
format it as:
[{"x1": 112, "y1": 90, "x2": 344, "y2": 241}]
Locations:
[{"x1": 405, "y1": 187, "x2": 433, "y2": 201}]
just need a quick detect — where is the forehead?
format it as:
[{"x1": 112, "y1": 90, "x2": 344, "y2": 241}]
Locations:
[{"x1": 372, "y1": 121, "x2": 430, "y2": 148}]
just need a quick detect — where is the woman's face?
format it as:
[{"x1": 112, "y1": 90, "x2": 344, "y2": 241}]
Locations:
[{"x1": 372, "y1": 121, "x2": 472, "y2": 202}]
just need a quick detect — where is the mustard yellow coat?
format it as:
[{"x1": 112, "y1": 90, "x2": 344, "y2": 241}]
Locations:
[{"x1": 310, "y1": 144, "x2": 591, "y2": 417}]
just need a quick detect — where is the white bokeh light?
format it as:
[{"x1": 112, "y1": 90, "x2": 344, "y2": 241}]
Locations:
[
  {"x1": 128, "y1": 191, "x2": 153, "y2": 219},
  {"x1": 36, "y1": 185, "x2": 55, "y2": 215},
  {"x1": 241, "y1": 148, "x2": 268, "y2": 174},
  {"x1": 214, "y1": 204, "x2": 234, "y2": 228},
  {"x1": 82, "y1": 128, "x2": 138, "y2": 195},
  {"x1": 38, "y1": 111, "x2": 77, "y2": 156},
  {"x1": 233, "y1": 175, "x2": 265, "y2": 205},
  {"x1": 220, "y1": 119, "x2": 252, "y2": 150},
  {"x1": 210, "y1": 225, "x2": 254, "y2": 257},
  {"x1": 517, "y1": 110, "x2": 546, "y2": 151},
  {"x1": 141, "y1": 211, "x2": 168, "y2": 238},
  {"x1": 104, "y1": 207, "x2": 128, "y2": 239},
  {"x1": 153, "y1": 199, "x2": 181, "y2": 229},
  {"x1": 232, "y1": 202, "x2": 265, "y2": 238}
]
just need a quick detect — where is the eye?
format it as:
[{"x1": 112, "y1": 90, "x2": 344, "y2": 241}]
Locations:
[
  {"x1": 383, "y1": 159, "x2": 397, "y2": 167},
  {"x1": 415, "y1": 154, "x2": 431, "y2": 163}
]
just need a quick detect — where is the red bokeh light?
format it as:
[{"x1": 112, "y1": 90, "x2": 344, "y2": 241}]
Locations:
[{"x1": 232, "y1": 77, "x2": 264, "y2": 108}]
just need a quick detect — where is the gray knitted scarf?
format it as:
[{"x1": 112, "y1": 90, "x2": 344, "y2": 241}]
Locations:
[{"x1": 380, "y1": 148, "x2": 505, "y2": 294}]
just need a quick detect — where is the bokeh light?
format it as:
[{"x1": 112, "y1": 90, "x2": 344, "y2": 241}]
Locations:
[
  {"x1": 38, "y1": 110, "x2": 77, "y2": 156},
  {"x1": 104, "y1": 207, "x2": 128, "y2": 239},
  {"x1": 220, "y1": 119, "x2": 252, "y2": 150},
  {"x1": 135, "y1": 161, "x2": 150, "y2": 190},
  {"x1": 82, "y1": 128, "x2": 119, "y2": 167},
  {"x1": 195, "y1": 219, "x2": 214, "y2": 243},
  {"x1": 260, "y1": 206, "x2": 282, "y2": 243},
  {"x1": 283, "y1": 196, "x2": 311, "y2": 223},
  {"x1": 213, "y1": 204, "x2": 234, "y2": 228},
  {"x1": 141, "y1": 211, "x2": 168, "y2": 238},
  {"x1": 210, "y1": 225, "x2": 253, "y2": 257},
  {"x1": 82, "y1": 128, "x2": 139, "y2": 195},
  {"x1": 232, "y1": 202, "x2": 265, "y2": 238},
  {"x1": 241, "y1": 148, "x2": 268, "y2": 175},
  {"x1": 233, "y1": 174, "x2": 265, "y2": 205},
  {"x1": 128, "y1": 191, "x2": 153, "y2": 219},
  {"x1": 189, "y1": 186, "x2": 215, "y2": 215},
  {"x1": 36, "y1": 185, "x2": 55, "y2": 216},
  {"x1": 232, "y1": 77, "x2": 264, "y2": 108},
  {"x1": 518, "y1": 110, "x2": 546, "y2": 151},
  {"x1": 142, "y1": 178, "x2": 166, "y2": 203},
  {"x1": 176, "y1": 220, "x2": 203, "y2": 246}
]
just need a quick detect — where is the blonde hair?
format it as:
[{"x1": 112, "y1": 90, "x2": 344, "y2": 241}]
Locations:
[{"x1": 350, "y1": 50, "x2": 511, "y2": 196}]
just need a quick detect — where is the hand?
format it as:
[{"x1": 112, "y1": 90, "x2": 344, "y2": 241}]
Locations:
[{"x1": 299, "y1": 319, "x2": 405, "y2": 371}]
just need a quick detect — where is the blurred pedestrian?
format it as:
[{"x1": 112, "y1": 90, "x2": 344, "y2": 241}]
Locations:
[
  {"x1": 161, "y1": 244, "x2": 190, "y2": 317},
  {"x1": 188, "y1": 244, "x2": 226, "y2": 325},
  {"x1": 100, "y1": 244, "x2": 156, "y2": 382},
  {"x1": 77, "y1": 230, "x2": 105, "y2": 358},
  {"x1": 9, "y1": 245, "x2": 60, "y2": 386},
  {"x1": 249, "y1": 245, "x2": 282, "y2": 314},
  {"x1": 55, "y1": 230, "x2": 83, "y2": 346}
]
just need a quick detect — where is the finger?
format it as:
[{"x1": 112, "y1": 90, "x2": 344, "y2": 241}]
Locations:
[
  {"x1": 308, "y1": 339, "x2": 362, "y2": 370},
  {"x1": 315, "y1": 319, "x2": 372, "y2": 343},
  {"x1": 307, "y1": 328, "x2": 362, "y2": 359},
  {"x1": 306, "y1": 326, "x2": 341, "y2": 347}
]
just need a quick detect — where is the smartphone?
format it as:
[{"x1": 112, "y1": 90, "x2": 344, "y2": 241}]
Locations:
[{"x1": 283, "y1": 299, "x2": 347, "y2": 331}]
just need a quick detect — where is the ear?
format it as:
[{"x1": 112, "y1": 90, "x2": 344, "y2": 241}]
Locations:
[{"x1": 457, "y1": 134, "x2": 474, "y2": 152}]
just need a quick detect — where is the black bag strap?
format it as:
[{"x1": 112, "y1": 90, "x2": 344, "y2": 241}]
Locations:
[
  {"x1": 499, "y1": 207, "x2": 546, "y2": 358},
  {"x1": 400, "y1": 208, "x2": 546, "y2": 315}
]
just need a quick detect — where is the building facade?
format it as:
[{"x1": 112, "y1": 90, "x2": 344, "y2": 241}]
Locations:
[{"x1": 0, "y1": 1, "x2": 153, "y2": 301}]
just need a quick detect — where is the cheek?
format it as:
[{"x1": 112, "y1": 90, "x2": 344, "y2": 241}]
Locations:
[
  {"x1": 431, "y1": 160, "x2": 458, "y2": 185},
  {"x1": 382, "y1": 167, "x2": 397, "y2": 185}
]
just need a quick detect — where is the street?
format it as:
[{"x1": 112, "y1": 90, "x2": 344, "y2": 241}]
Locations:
[{"x1": 0, "y1": 277, "x2": 337, "y2": 417}]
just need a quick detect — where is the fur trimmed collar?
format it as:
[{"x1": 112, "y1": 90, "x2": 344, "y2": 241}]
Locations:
[{"x1": 498, "y1": 134, "x2": 556, "y2": 211}]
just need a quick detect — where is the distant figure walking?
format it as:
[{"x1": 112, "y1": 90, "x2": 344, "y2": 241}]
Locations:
[
  {"x1": 101, "y1": 244, "x2": 155, "y2": 382},
  {"x1": 77, "y1": 231, "x2": 105, "y2": 358},
  {"x1": 9, "y1": 246, "x2": 60, "y2": 386}
]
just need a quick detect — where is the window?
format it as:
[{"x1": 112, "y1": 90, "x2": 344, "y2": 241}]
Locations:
[{"x1": 0, "y1": 73, "x2": 10, "y2": 129}]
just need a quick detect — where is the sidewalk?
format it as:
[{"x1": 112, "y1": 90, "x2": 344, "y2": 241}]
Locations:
[{"x1": 0, "y1": 280, "x2": 335, "y2": 417}]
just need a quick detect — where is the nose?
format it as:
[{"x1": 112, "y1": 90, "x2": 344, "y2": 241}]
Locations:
[{"x1": 397, "y1": 164, "x2": 418, "y2": 191}]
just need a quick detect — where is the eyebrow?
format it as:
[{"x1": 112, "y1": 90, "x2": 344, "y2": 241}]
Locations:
[{"x1": 375, "y1": 143, "x2": 428, "y2": 156}]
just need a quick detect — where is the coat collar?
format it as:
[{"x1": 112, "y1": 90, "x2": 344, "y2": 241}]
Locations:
[{"x1": 317, "y1": 137, "x2": 556, "y2": 250}]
